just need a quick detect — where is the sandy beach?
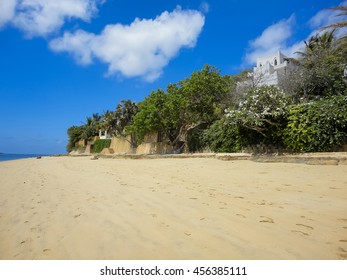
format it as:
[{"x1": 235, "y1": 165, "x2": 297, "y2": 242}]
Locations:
[{"x1": 0, "y1": 156, "x2": 346, "y2": 260}]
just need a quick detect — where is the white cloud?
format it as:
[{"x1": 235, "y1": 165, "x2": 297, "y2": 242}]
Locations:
[
  {"x1": 51, "y1": 29, "x2": 95, "y2": 64},
  {"x1": 245, "y1": 15, "x2": 295, "y2": 64},
  {"x1": 199, "y1": 2, "x2": 210, "y2": 14},
  {"x1": 244, "y1": 1, "x2": 347, "y2": 65},
  {"x1": 309, "y1": 0, "x2": 347, "y2": 29},
  {"x1": 50, "y1": 7, "x2": 205, "y2": 81},
  {"x1": 0, "y1": 0, "x2": 16, "y2": 27},
  {"x1": 0, "y1": 0, "x2": 103, "y2": 37},
  {"x1": 309, "y1": 0, "x2": 347, "y2": 38}
]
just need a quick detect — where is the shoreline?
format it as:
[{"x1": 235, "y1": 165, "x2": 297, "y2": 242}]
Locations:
[{"x1": 1, "y1": 156, "x2": 347, "y2": 259}]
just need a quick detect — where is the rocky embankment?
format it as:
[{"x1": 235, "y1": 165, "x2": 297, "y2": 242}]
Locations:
[{"x1": 91, "y1": 152, "x2": 347, "y2": 165}]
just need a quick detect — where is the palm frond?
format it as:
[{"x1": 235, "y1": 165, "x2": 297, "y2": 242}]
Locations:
[
  {"x1": 320, "y1": 5, "x2": 347, "y2": 30},
  {"x1": 326, "y1": 6, "x2": 347, "y2": 14},
  {"x1": 322, "y1": 21, "x2": 347, "y2": 30}
]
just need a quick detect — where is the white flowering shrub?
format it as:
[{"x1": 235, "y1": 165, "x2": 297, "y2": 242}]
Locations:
[{"x1": 225, "y1": 86, "x2": 289, "y2": 137}]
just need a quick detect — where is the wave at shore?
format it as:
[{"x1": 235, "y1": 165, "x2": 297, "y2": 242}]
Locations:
[{"x1": 0, "y1": 153, "x2": 48, "y2": 162}]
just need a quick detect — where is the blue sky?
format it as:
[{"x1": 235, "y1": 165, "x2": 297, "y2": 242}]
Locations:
[{"x1": 0, "y1": 0, "x2": 345, "y2": 154}]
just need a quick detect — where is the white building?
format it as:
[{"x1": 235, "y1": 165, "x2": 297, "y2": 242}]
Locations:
[
  {"x1": 99, "y1": 130, "x2": 111, "y2": 139},
  {"x1": 252, "y1": 50, "x2": 297, "y2": 86}
]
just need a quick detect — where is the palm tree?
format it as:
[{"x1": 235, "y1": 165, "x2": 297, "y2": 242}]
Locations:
[
  {"x1": 101, "y1": 100, "x2": 139, "y2": 137},
  {"x1": 295, "y1": 30, "x2": 335, "y2": 60},
  {"x1": 82, "y1": 113, "x2": 102, "y2": 140},
  {"x1": 320, "y1": 5, "x2": 347, "y2": 80},
  {"x1": 319, "y1": 30, "x2": 336, "y2": 49}
]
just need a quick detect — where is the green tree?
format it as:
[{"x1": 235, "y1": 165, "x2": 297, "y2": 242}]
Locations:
[
  {"x1": 129, "y1": 65, "x2": 231, "y2": 151},
  {"x1": 181, "y1": 64, "x2": 230, "y2": 124},
  {"x1": 129, "y1": 89, "x2": 170, "y2": 144},
  {"x1": 175, "y1": 64, "x2": 231, "y2": 150},
  {"x1": 66, "y1": 125, "x2": 84, "y2": 152}
]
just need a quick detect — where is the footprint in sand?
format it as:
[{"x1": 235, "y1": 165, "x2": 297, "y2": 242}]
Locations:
[
  {"x1": 160, "y1": 222, "x2": 170, "y2": 228},
  {"x1": 296, "y1": 223, "x2": 314, "y2": 230},
  {"x1": 259, "y1": 216, "x2": 274, "y2": 223},
  {"x1": 236, "y1": 214, "x2": 246, "y2": 218},
  {"x1": 291, "y1": 224, "x2": 314, "y2": 236},
  {"x1": 338, "y1": 247, "x2": 347, "y2": 259},
  {"x1": 291, "y1": 230, "x2": 309, "y2": 236}
]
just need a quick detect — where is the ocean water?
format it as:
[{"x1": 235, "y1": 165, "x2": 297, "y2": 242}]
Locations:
[{"x1": 0, "y1": 154, "x2": 47, "y2": 162}]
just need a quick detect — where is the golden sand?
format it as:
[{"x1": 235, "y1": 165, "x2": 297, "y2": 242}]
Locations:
[{"x1": 0, "y1": 156, "x2": 346, "y2": 259}]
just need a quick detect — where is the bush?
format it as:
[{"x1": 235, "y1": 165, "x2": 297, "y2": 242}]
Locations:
[
  {"x1": 187, "y1": 128, "x2": 206, "y2": 153},
  {"x1": 92, "y1": 139, "x2": 111, "y2": 153},
  {"x1": 202, "y1": 119, "x2": 245, "y2": 153},
  {"x1": 283, "y1": 96, "x2": 347, "y2": 152}
]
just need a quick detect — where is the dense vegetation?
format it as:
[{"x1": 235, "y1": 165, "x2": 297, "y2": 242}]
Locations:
[
  {"x1": 67, "y1": 10, "x2": 347, "y2": 154},
  {"x1": 92, "y1": 139, "x2": 112, "y2": 153},
  {"x1": 283, "y1": 95, "x2": 347, "y2": 152}
]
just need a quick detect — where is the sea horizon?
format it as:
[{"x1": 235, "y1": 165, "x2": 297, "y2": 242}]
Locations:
[{"x1": 0, "y1": 153, "x2": 50, "y2": 162}]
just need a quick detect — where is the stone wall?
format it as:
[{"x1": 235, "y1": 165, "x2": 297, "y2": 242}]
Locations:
[
  {"x1": 100, "y1": 135, "x2": 175, "y2": 155},
  {"x1": 136, "y1": 142, "x2": 174, "y2": 154},
  {"x1": 76, "y1": 139, "x2": 86, "y2": 147},
  {"x1": 109, "y1": 136, "x2": 134, "y2": 154}
]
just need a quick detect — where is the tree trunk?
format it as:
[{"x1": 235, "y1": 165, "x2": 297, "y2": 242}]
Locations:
[{"x1": 171, "y1": 122, "x2": 208, "y2": 152}]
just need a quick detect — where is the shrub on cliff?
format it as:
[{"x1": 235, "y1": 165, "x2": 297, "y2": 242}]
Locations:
[
  {"x1": 283, "y1": 95, "x2": 347, "y2": 152},
  {"x1": 92, "y1": 139, "x2": 111, "y2": 153}
]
